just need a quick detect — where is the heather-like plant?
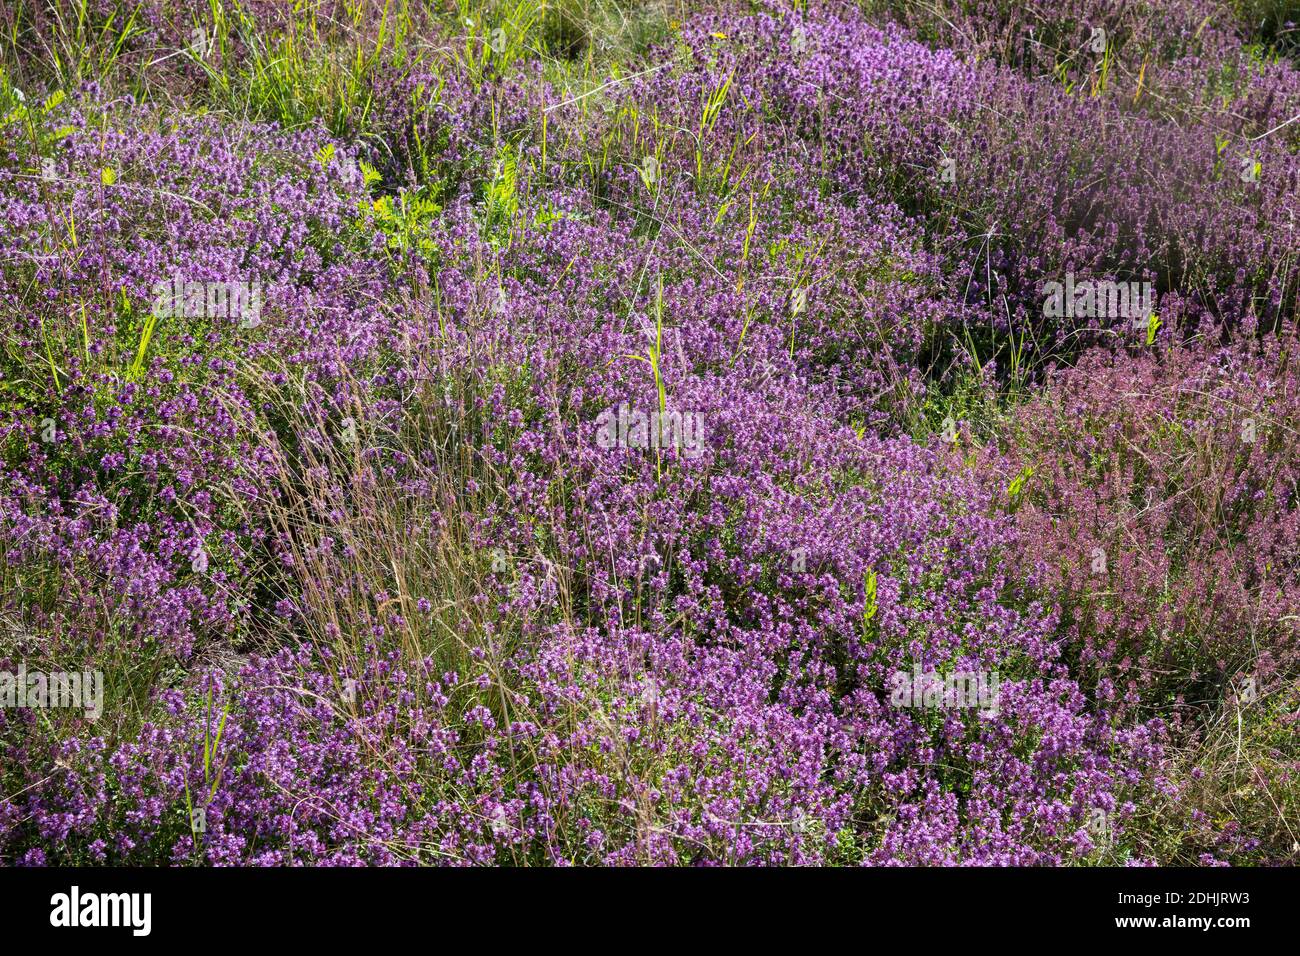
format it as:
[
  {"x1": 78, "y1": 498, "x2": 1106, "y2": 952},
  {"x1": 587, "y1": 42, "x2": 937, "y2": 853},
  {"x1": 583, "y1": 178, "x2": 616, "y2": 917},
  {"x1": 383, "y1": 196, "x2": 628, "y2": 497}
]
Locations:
[
  {"x1": 990, "y1": 332, "x2": 1300, "y2": 718},
  {"x1": 978, "y1": 329, "x2": 1300, "y2": 862},
  {"x1": 2, "y1": 0, "x2": 1296, "y2": 868}
]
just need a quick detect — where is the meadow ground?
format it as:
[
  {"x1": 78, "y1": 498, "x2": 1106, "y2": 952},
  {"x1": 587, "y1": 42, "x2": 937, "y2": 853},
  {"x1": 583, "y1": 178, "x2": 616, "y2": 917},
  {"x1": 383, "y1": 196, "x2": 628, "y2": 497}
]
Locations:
[{"x1": 1, "y1": 0, "x2": 1299, "y2": 866}]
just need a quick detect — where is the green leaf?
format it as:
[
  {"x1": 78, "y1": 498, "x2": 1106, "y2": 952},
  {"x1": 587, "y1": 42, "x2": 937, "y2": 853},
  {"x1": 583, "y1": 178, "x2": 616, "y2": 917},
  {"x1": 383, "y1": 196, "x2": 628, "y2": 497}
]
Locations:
[
  {"x1": 863, "y1": 570, "x2": 878, "y2": 624},
  {"x1": 1007, "y1": 465, "x2": 1034, "y2": 501}
]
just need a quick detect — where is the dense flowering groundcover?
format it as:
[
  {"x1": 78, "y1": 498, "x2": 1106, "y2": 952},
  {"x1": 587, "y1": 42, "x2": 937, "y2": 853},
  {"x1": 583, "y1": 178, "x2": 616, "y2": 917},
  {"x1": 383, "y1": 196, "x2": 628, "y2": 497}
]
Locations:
[{"x1": 0, "y1": 0, "x2": 1296, "y2": 865}]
